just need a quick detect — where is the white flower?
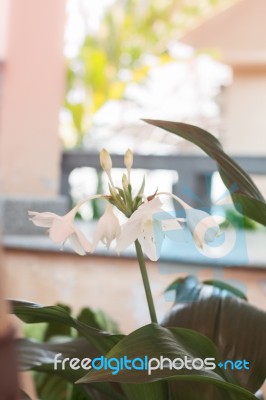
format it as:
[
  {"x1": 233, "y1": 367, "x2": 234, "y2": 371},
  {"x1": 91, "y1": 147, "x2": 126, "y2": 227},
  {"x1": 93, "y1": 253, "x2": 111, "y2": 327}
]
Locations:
[
  {"x1": 185, "y1": 208, "x2": 220, "y2": 249},
  {"x1": 92, "y1": 205, "x2": 121, "y2": 251},
  {"x1": 116, "y1": 197, "x2": 181, "y2": 261},
  {"x1": 157, "y1": 192, "x2": 221, "y2": 249},
  {"x1": 28, "y1": 207, "x2": 92, "y2": 256}
]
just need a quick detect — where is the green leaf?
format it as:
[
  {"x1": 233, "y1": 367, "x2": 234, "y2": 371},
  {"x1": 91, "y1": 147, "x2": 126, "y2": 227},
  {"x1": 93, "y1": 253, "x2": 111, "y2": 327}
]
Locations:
[
  {"x1": 121, "y1": 381, "x2": 167, "y2": 400},
  {"x1": 70, "y1": 385, "x2": 93, "y2": 400},
  {"x1": 11, "y1": 300, "x2": 122, "y2": 354},
  {"x1": 44, "y1": 304, "x2": 72, "y2": 341},
  {"x1": 13, "y1": 301, "x2": 165, "y2": 400},
  {"x1": 35, "y1": 374, "x2": 71, "y2": 400},
  {"x1": 17, "y1": 338, "x2": 96, "y2": 376},
  {"x1": 202, "y1": 280, "x2": 248, "y2": 301},
  {"x1": 230, "y1": 193, "x2": 266, "y2": 227},
  {"x1": 77, "y1": 308, "x2": 120, "y2": 334},
  {"x1": 17, "y1": 337, "x2": 125, "y2": 400},
  {"x1": 162, "y1": 276, "x2": 266, "y2": 394},
  {"x1": 33, "y1": 304, "x2": 73, "y2": 400},
  {"x1": 77, "y1": 323, "x2": 257, "y2": 399},
  {"x1": 143, "y1": 119, "x2": 266, "y2": 225},
  {"x1": 33, "y1": 304, "x2": 72, "y2": 400},
  {"x1": 165, "y1": 275, "x2": 247, "y2": 301}
]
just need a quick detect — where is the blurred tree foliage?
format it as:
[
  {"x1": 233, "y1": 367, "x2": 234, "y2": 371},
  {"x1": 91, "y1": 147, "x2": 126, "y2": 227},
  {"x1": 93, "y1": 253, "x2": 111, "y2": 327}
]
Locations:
[{"x1": 64, "y1": 0, "x2": 232, "y2": 147}]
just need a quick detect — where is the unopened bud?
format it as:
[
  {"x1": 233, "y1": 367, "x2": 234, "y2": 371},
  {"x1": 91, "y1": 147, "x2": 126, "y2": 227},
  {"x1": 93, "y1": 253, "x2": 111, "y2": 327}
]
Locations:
[
  {"x1": 124, "y1": 149, "x2": 133, "y2": 170},
  {"x1": 100, "y1": 149, "x2": 112, "y2": 172},
  {"x1": 122, "y1": 173, "x2": 129, "y2": 189}
]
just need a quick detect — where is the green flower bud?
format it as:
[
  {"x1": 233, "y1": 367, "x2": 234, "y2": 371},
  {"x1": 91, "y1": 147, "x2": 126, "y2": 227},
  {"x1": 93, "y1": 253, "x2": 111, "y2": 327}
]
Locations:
[
  {"x1": 100, "y1": 149, "x2": 112, "y2": 172},
  {"x1": 124, "y1": 149, "x2": 133, "y2": 170}
]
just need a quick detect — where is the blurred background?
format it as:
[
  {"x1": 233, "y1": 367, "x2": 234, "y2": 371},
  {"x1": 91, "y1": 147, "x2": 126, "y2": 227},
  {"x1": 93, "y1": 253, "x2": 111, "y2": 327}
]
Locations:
[{"x1": 0, "y1": 0, "x2": 265, "y2": 345}]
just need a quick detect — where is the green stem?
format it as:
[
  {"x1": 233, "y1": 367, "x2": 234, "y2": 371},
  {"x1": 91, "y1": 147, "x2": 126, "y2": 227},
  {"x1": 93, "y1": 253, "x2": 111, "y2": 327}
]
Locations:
[{"x1": 134, "y1": 240, "x2": 158, "y2": 324}]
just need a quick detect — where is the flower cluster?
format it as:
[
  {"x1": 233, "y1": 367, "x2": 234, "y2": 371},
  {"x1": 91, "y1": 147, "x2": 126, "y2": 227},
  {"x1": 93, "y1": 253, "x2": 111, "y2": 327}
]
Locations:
[{"x1": 29, "y1": 149, "x2": 220, "y2": 261}]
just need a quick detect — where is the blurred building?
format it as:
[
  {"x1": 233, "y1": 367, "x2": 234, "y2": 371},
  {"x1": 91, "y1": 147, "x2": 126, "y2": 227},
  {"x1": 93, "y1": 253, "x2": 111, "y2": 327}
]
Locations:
[
  {"x1": 181, "y1": 0, "x2": 266, "y2": 156},
  {"x1": 0, "y1": 0, "x2": 66, "y2": 196}
]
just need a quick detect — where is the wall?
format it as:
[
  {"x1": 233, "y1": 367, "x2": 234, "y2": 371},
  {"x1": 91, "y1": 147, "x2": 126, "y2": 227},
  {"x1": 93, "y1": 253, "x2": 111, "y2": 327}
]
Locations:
[{"x1": 0, "y1": 0, "x2": 66, "y2": 196}]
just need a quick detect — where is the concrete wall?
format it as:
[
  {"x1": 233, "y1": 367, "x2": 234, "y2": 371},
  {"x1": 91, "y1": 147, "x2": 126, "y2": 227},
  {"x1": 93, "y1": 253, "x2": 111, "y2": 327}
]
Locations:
[
  {"x1": 0, "y1": 0, "x2": 66, "y2": 196},
  {"x1": 223, "y1": 68, "x2": 266, "y2": 155},
  {"x1": 0, "y1": 0, "x2": 10, "y2": 61},
  {"x1": 3, "y1": 249, "x2": 266, "y2": 334}
]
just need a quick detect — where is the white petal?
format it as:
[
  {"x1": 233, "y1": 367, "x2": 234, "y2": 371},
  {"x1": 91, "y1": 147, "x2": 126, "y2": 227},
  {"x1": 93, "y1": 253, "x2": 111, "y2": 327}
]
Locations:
[
  {"x1": 92, "y1": 206, "x2": 121, "y2": 251},
  {"x1": 153, "y1": 211, "x2": 183, "y2": 243},
  {"x1": 186, "y1": 208, "x2": 220, "y2": 247},
  {"x1": 192, "y1": 230, "x2": 204, "y2": 249},
  {"x1": 161, "y1": 218, "x2": 182, "y2": 231},
  {"x1": 103, "y1": 212, "x2": 121, "y2": 246},
  {"x1": 115, "y1": 197, "x2": 168, "y2": 256},
  {"x1": 133, "y1": 197, "x2": 163, "y2": 219},
  {"x1": 139, "y1": 219, "x2": 164, "y2": 261},
  {"x1": 69, "y1": 233, "x2": 86, "y2": 255},
  {"x1": 28, "y1": 211, "x2": 59, "y2": 228},
  {"x1": 49, "y1": 218, "x2": 74, "y2": 243},
  {"x1": 116, "y1": 218, "x2": 142, "y2": 253},
  {"x1": 91, "y1": 219, "x2": 105, "y2": 251},
  {"x1": 73, "y1": 226, "x2": 92, "y2": 252}
]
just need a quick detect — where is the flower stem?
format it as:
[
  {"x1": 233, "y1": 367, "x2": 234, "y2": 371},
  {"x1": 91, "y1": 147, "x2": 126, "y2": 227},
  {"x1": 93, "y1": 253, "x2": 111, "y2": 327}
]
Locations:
[{"x1": 134, "y1": 240, "x2": 158, "y2": 324}]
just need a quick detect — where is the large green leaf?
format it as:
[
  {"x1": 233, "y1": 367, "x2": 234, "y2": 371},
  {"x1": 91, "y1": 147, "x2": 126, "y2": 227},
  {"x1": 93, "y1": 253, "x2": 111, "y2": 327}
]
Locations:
[
  {"x1": 17, "y1": 337, "x2": 125, "y2": 400},
  {"x1": 17, "y1": 333, "x2": 165, "y2": 400},
  {"x1": 77, "y1": 323, "x2": 257, "y2": 400},
  {"x1": 143, "y1": 119, "x2": 266, "y2": 225},
  {"x1": 11, "y1": 300, "x2": 122, "y2": 354},
  {"x1": 13, "y1": 301, "x2": 165, "y2": 400},
  {"x1": 43, "y1": 304, "x2": 72, "y2": 341},
  {"x1": 162, "y1": 276, "x2": 266, "y2": 395},
  {"x1": 33, "y1": 303, "x2": 73, "y2": 400}
]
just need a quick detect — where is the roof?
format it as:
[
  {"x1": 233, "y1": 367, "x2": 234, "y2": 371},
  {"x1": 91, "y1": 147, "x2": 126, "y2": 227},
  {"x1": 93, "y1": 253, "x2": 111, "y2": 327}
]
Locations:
[{"x1": 180, "y1": 0, "x2": 266, "y2": 67}]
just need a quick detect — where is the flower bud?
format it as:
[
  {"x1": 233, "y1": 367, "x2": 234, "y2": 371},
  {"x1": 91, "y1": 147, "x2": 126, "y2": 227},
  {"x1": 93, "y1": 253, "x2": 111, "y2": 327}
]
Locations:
[
  {"x1": 124, "y1": 149, "x2": 133, "y2": 170},
  {"x1": 100, "y1": 149, "x2": 112, "y2": 172},
  {"x1": 122, "y1": 173, "x2": 129, "y2": 189}
]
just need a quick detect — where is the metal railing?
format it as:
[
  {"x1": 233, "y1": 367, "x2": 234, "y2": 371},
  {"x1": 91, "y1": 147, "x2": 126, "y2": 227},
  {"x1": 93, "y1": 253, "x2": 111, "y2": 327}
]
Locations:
[{"x1": 61, "y1": 150, "x2": 266, "y2": 208}]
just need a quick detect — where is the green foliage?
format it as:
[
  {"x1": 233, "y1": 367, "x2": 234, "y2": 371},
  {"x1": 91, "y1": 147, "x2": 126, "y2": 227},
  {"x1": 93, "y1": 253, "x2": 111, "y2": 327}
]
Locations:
[
  {"x1": 12, "y1": 300, "x2": 122, "y2": 354},
  {"x1": 13, "y1": 278, "x2": 265, "y2": 400},
  {"x1": 221, "y1": 208, "x2": 258, "y2": 230},
  {"x1": 17, "y1": 303, "x2": 122, "y2": 400},
  {"x1": 77, "y1": 307, "x2": 120, "y2": 334},
  {"x1": 144, "y1": 119, "x2": 266, "y2": 225},
  {"x1": 163, "y1": 276, "x2": 266, "y2": 394},
  {"x1": 164, "y1": 275, "x2": 248, "y2": 301}
]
